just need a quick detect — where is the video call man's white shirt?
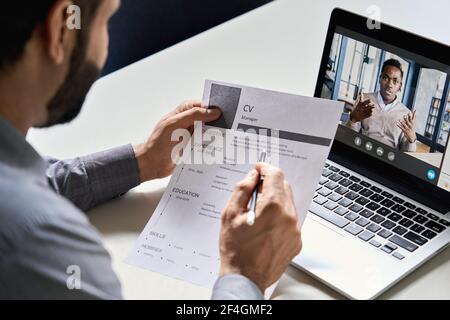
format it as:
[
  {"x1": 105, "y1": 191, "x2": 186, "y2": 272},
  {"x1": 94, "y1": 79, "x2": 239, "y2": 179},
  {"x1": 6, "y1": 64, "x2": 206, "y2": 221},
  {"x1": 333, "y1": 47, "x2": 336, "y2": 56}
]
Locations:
[{"x1": 377, "y1": 91, "x2": 399, "y2": 112}]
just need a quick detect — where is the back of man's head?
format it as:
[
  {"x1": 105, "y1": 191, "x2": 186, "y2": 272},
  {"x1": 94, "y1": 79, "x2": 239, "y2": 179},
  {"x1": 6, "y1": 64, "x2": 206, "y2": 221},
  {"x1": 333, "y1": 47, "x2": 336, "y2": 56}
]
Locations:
[
  {"x1": 0, "y1": 2, "x2": 53, "y2": 69},
  {"x1": 0, "y1": 1, "x2": 101, "y2": 71},
  {"x1": 0, "y1": 1, "x2": 118, "y2": 131}
]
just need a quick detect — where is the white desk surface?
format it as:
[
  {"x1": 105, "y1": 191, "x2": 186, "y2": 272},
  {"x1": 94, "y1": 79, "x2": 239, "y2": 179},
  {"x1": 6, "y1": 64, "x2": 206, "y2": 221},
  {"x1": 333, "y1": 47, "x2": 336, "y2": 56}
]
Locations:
[{"x1": 27, "y1": 0, "x2": 450, "y2": 299}]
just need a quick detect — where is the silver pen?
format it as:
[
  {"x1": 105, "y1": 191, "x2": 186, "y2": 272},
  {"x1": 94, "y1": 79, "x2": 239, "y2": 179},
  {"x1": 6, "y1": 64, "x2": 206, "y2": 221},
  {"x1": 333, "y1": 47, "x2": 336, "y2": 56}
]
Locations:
[{"x1": 247, "y1": 151, "x2": 267, "y2": 226}]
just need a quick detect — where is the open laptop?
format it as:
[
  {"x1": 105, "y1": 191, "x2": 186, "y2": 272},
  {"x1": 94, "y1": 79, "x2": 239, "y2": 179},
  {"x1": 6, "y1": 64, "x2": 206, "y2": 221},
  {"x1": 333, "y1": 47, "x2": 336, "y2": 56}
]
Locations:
[{"x1": 292, "y1": 8, "x2": 450, "y2": 299}]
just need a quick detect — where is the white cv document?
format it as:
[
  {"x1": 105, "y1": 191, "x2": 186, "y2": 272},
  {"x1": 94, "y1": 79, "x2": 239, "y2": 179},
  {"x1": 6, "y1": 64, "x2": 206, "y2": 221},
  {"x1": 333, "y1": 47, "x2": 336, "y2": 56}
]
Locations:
[{"x1": 126, "y1": 80, "x2": 343, "y2": 294}]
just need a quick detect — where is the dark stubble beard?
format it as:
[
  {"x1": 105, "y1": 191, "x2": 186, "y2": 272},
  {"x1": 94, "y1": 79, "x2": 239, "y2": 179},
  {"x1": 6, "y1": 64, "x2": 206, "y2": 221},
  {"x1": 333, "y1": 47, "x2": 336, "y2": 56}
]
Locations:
[{"x1": 35, "y1": 31, "x2": 101, "y2": 128}]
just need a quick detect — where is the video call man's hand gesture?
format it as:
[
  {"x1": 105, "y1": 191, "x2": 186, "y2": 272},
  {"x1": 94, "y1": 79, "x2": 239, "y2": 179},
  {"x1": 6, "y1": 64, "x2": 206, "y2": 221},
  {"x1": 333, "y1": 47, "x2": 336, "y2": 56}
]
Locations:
[
  {"x1": 350, "y1": 93, "x2": 375, "y2": 123},
  {"x1": 397, "y1": 110, "x2": 417, "y2": 143}
]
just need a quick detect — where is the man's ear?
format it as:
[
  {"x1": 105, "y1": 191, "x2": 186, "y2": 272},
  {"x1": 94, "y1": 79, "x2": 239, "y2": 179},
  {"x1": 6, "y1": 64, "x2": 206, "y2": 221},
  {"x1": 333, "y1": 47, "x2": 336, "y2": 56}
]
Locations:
[{"x1": 44, "y1": 0, "x2": 76, "y2": 65}]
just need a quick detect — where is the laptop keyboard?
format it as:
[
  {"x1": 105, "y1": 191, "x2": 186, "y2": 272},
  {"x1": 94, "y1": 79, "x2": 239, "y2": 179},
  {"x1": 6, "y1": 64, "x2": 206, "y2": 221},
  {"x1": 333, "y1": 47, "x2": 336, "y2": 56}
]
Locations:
[{"x1": 310, "y1": 162, "x2": 450, "y2": 260}]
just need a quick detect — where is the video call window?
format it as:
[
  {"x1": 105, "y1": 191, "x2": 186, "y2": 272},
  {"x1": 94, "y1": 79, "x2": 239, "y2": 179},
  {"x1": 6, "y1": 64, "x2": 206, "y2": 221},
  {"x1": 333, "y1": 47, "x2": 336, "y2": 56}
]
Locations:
[{"x1": 321, "y1": 33, "x2": 450, "y2": 169}]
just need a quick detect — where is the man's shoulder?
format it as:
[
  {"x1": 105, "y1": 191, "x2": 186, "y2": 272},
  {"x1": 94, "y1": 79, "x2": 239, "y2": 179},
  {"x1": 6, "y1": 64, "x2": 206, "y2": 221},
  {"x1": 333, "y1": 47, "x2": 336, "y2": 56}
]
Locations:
[
  {"x1": 0, "y1": 166, "x2": 92, "y2": 250},
  {"x1": 0, "y1": 165, "x2": 121, "y2": 300}
]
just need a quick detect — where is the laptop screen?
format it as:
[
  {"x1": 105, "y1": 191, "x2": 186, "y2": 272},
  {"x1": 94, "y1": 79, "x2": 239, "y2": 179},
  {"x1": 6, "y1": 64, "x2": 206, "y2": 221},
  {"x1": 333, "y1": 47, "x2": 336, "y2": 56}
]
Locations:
[{"x1": 318, "y1": 25, "x2": 450, "y2": 195}]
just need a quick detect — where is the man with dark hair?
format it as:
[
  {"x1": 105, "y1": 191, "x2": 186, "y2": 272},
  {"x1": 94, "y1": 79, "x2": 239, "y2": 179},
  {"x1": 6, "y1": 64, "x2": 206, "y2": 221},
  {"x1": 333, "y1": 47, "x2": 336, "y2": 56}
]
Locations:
[
  {"x1": 0, "y1": 1, "x2": 301, "y2": 299},
  {"x1": 346, "y1": 58, "x2": 417, "y2": 151}
]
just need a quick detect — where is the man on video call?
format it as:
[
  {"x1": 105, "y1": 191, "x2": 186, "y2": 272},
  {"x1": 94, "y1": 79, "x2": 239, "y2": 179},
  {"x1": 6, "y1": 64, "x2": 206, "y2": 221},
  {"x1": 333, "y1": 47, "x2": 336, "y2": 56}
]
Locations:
[{"x1": 346, "y1": 58, "x2": 417, "y2": 152}]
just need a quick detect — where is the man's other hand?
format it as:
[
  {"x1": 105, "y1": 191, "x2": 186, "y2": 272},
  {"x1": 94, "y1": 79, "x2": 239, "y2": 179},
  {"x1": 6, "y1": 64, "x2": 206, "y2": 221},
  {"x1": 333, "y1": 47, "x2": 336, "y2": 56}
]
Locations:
[
  {"x1": 219, "y1": 163, "x2": 302, "y2": 292},
  {"x1": 397, "y1": 110, "x2": 417, "y2": 143}
]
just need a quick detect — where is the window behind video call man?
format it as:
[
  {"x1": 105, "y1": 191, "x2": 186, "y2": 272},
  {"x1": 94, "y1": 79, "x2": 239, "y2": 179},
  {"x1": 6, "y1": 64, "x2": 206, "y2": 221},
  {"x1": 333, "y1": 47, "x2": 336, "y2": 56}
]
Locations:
[
  {"x1": 0, "y1": 0, "x2": 301, "y2": 299},
  {"x1": 346, "y1": 59, "x2": 417, "y2": 152}
]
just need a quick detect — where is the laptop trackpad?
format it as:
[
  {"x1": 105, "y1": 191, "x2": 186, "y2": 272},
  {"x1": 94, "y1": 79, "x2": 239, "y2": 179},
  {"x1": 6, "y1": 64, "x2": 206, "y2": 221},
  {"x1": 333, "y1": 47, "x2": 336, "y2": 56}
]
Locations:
[{"x1": 292, "y1": 215, "x2": 399, "y2": 299}]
